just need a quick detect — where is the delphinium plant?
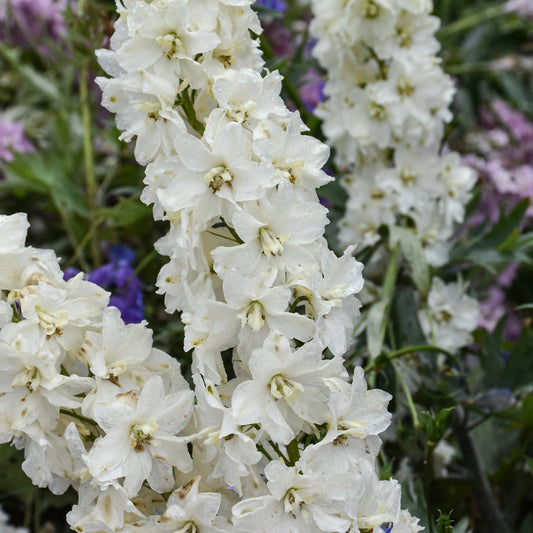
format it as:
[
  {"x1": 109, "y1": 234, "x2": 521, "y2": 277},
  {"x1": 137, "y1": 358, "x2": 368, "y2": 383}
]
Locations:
[
  {"x1": 1, "y1": 0, "x2": 533, "y2": 532},
  {"x1": 0, "y1": 0, "x2": 423, "y2": 532},
  {"x1": 308, "y1": 1, "x2": 533, "y2": 532}
]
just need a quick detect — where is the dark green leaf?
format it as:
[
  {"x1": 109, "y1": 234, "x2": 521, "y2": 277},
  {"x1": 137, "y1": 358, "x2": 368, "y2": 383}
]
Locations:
[{"x1": 95, "y1": 196, "x2": 151, "y2": 227}]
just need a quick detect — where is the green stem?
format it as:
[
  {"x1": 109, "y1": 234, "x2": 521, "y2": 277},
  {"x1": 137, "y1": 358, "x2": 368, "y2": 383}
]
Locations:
[
  {"x1": 366, "y1": 45, "x2": 388, "y2": 79},
  {"x1": 66, "y1": 215, "x2": 105, "y2": 269},
  {"x1": 437, "y1": 5, "x2": 504, "y2": 37},
  {"x1": 256, "y1": 442, "x2": 273, "y2": 462},
  {"x1": 60, "y1": 408, "x2": 99, "y2": 427},
  {"x1": 445, "y1": 62, "x2": 492, "y2": 75},
  {"x1": 58, "y1": 206, "x2": 90, "y2": 272},
  {"x1": 394, "y1": 361, "x2": 419, "y2": 430},
  {"x1": 33, "y1": 487, "x2": 41, "y2": 533},
  {"x1": 365, "y1": 344, "x2": 454, "y2": 372},
  {"x1": 219, "y1": 217, "x2": 244, "y2": 244},
  {"x1": 289, "y1": 295, "x2": 308, "y2": 313},
  {"x1": 268, "y1": 440, "x2": 290, "y2": 466},
  {"x1": 181, "y1": 88, "x2": 205, "y2": 135},
  {"x1": 453, "y1": 406, "x2": 511, "y2": 533},
  {"x1": 205, "y1": 230, "x2": 240, "y2": 243},
  {"x1": 80, "y1": 65, "x2": 100, "y2": 267},
  {"x1": 424, "y1": 442, "x2": 435, "y2": 533},
  {"x1": 135, "y1": 249, "x2": 158, "y2": 275},
  {"x1": 78, "y1": 0, "x2": 100, "y2": 267}
]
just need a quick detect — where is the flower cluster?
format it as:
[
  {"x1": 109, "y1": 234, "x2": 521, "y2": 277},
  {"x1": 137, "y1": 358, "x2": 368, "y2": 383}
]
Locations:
[
  {"x1": 310, "y1": 0, "x2": 479, "y2": 354},
  {"x1": 0, "y1": 216, "x2": 419, "y2": 529},
  {"x1": 310, "y1": 0, "x2": 476, "y2": 267},
  {"x1": 0, "y1": 213, "x2": 194, "y2": 531},
  {"x1": 464, "y1": 99, "x2": 533, "y2": 222},
  {"x1": 418, "y1": 277, "x2": 479, "y2": 354},
  {"x1": 92, "y1": 0, "x2": 422, "y2": 530}
]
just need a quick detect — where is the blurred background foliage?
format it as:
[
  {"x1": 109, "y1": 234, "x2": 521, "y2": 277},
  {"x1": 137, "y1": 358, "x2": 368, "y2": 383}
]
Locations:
[{"x1": 0, "y1": 0, "x2": 532, "y2": 532}]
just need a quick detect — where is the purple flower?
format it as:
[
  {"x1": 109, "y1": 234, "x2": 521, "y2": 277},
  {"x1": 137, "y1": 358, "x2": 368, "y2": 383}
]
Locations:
[
  {"x1": 492, "y1": 99, "x2": 533, "y2": 143},
  {"x1": 256, "y1": 0, "x2": 288, "y2": 12},
  {"x1": 504, "y1": 0, "x2": 533, "y2": 18},
  {"x1": 0, "y1": 119, "x2": 33, "y2": 163},
  {"x1": 62, "y1": 245, "x2": 144, "y2": 324},
  {"x1": 262, "y1": 19, "x2": 294, "y2": 57},
  {"x1": 0, "y1": 0, "x2": 68, "y2": 50},
  {"x1": 463, "y1": 100, "x2": 533, "y2": 223},
  {"x1": 298, "y1": 70, "x2": 325, "y2": 111}
]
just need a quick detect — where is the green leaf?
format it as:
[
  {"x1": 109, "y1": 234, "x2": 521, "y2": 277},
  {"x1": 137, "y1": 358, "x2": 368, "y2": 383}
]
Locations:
[
  {"x1": 518, "y1": 514, "x2": 533, "y2": 533},
  {"x1": 95, "y1": 196, "x2": 151, "y2": 227},
  {"x1": 367, "y1": 299, "x2": 390, "y2": 359},
  {"x1": 391, "y1": 286, "x2": 427, "y2": 349},
  {"x1": 5, "y1": 154, "x2": 88, "y2": 217},
  {"x1": 478, "y1": 321, "x2": 506, "y2": 389},
  {"x1": 0, "y1": 45, "x2": 61, "y2": 102},
  {"x1": 421, "y1": 407, "x2": 455, "y2": 443},
  {"x1": 390, "y1": 226, "x2": 430, "y2": 297},
  {"x1": 472, "y1": 199, "x2": 528, "y2": 252},
  {"x1": 500, "y1": 328, "x2": 533, "y2": 390},
  {"x1": 515, "y1": 303, "x2": 533, "y2": 310},
  {"x1": 366, "y1": 245, "x2": 400, "y2": 358},
  {"x1": 498, "y1": 392, "x2": 533, "y2": 428}
]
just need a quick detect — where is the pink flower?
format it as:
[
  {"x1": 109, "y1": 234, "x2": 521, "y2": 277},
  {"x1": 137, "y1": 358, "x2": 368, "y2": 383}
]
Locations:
[{"x1": 0, "y1": 119, "x2": 33, "y2": 163}]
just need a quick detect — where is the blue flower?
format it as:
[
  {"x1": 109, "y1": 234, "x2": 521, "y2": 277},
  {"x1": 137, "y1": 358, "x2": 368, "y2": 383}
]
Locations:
[
  {"x1": 256, "y1": 0, "x2": 288, "y2": 13},
  {"x1": 63, "y1": 245, "x2": 144, "y2": 324}
]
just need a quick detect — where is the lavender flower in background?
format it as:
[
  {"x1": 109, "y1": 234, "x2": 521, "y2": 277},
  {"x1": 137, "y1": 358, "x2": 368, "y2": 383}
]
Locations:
[
  {"x1": 0, "y1": 0, "x2": 68, "y2": 50},
  {"x1": 0, "y1": 119, "x2": 33, "y2": 163},
  {"x1": 298, "y1": 69, "x2": 324, "y2": 111},
  {"x1": 504, "y1": 0, "x2": 533, "y2": 17},
  {"x1": 261, "y1": 19, "x2": 294, "y2": 57},
  {"x1": 478, "y1": 262, "x2": 522, "y2": 342},
  {"x1": 64, "y1": 245, "x2": 144, "y2": 324},
  {"x1": 464, "y1": 99, "x2": 533, "y2": 221}
]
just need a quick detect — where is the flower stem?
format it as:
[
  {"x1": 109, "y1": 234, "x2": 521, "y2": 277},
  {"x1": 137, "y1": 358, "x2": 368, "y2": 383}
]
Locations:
[
  {"x1": 394, "y1": 361, "x2": 419, "y2": 430},
  {"x1": 437, "y1": 5, "x2": 504, "y2": 38},
  {"x1": 79, "y1": 0, "x2": 100, "y2": 267},
  {"x1": 453, "y1": 405, "x2": 511, "y2": 533}
]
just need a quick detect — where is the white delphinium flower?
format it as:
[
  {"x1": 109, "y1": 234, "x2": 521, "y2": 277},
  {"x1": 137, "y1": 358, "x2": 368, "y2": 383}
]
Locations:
[
  {"x1": 98, "y1": 1, "x2": 421, "y2": 532},
  {"x1": 67, "y1": 482, "x2": 145, "y2": 533},
  {"x1": 310, "y1": 0, "x2": 476, "y2": 267},
  {"x1": 80, "y1": 307, "x2": 153, "y2": 382},
  {"x1": 0, "y1": 320, "x2": 92, "y2": 439},
  {"x1": 189, "y1": 375, "x2": 262, "y2": 495},
  {"x1": 326, "y1": 366, "x2": 392, "y2": 441},
  {"x1": 311, "y1": 0, "x2": 479, "y2": 368},
  {"x1": 149, "y1": 477, "x2": 233, "y2": 532},
  {"x1": 87, "y1": 375, "x2": 194, "y2": 496},
  {"x1": 231, "y1": 333, "x2": 346, "y2": 444},
  {"x1": 0, "y1": 213, "x2": 201, "y2": 529},
  {"x1": 0, "y1": 213, "x2": 59, "y2": 290},
  {"x1": 418, "y1": 277, "x2": 480, "y2": 353},
  {"x1": 233, "y1": 445, "x2": 364, "y2": 532}
]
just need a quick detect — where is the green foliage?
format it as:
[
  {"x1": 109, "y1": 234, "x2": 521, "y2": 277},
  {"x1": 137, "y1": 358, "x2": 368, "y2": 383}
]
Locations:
[{"x1": 421, "y1": 407, "x2": 455, "y2": 444}]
